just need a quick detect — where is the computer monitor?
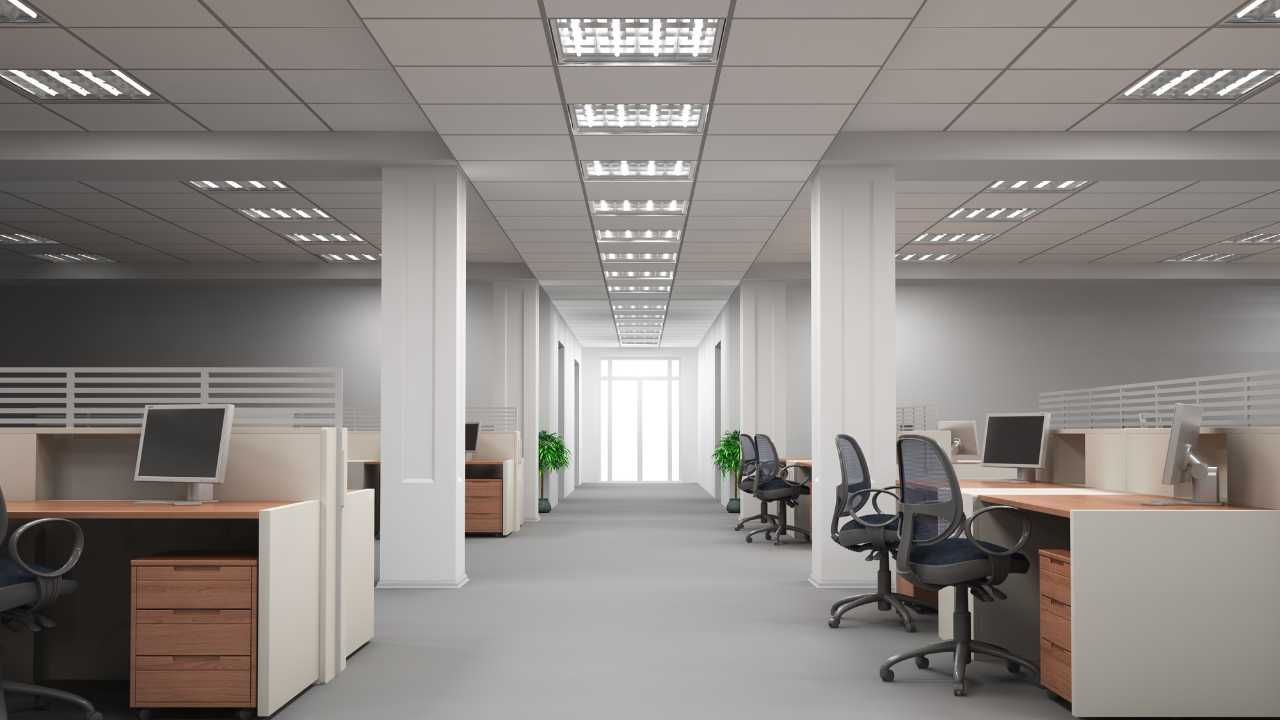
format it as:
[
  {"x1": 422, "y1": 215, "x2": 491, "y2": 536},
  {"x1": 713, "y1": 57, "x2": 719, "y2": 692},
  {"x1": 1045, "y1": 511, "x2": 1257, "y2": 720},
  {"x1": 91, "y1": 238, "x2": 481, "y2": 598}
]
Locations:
[
  {"x1": 465, "y1": 422, "x2": 479, "y2": 460},
  {"x1": 1154, "y1": 404, "x2": 1220, "y2": 505},
  {"x1": 938, "y1": 420, "x2": 980, "y2": 460},
  {"x1": 982, "y1": 412, "x2": 1051, "y2": 482},
  {"x1": 134, "y1": 404, "x2": 235, "y2": 504}
]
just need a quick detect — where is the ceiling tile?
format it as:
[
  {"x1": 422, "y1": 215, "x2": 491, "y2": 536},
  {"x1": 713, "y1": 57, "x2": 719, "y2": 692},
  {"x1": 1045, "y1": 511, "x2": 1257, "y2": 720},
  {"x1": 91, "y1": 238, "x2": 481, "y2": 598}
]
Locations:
[
  {"x1": 0, "y1": 104, "x2": 80, "y2": 131},
  {"x1": 560, "y1": 67, "x2": 715, "y2": 103},
  {"x1": 353, "y1": 0, "x2": 540, "y2": 17},
  {"x1": 422, "y1": 104, "x2": 564, "y2": 133},
  {"x1": 1057, "y1": 0, "x2": 1242, "y2": 27},
  {"x1": 844, "y1": 103, "x2": 966, "y2": 131},
  {"x1": 205, "y1": 0, "x2": 361, "y2": 26},
  {"x1": 1072, "y1": 104, "x2": 1230, "y2": 131},
  {"x1": 179, "y1": 103, "x2": 326, "y2": 130},
  {"x1": 978, "y1": 69, "x2": 1137, "y2": 103},
  {"x1": 544, "y1": 0, "x2": 728, "y2": 14},
  {"x1": 40, "y1": 0, "x2": 220, "y2": 26},
  {"x1": 697, "y1": 162, "x2": 815, "y2": 182},
  {"x1": 887, "y1": 28, "x2": 1038, "y2": 69},
  {"x1": 75, "y1": 28, "x2": 262, "y2": 69},
  {"x1": 48, "y1": 104, "x2": 204, "y2": 131},
  {"x1": 460, "y1": 161, "x2": 579, "y2": 182},
  {"x1": 734, "y1": 0, "x2": 920, "y2": 17},
  {"x1": 1081, "y1": 181, "x2": 1194, "y2": 193},
  {"x1": 1169, "y1": 28, "x2": 1280, "y2": 68},
  {"x1": 1056, "y1": 192, "x2": 1165, "y2": 208},
  {"x1": 1195, "y1": 104, "x2": 1280, "y2": 132},
  {"x1": 915, "y1": 0, "x2": 1070, "y2": 27},
  {"x1": 694, "y1": 182, "x2": 804, "y2": 201},
  {"x1": 277, "y1": 70, "x2": 412, "y2": 103},
  {"x1": 236, "y1": 28, "x2": 388, "y2": 69},
  {"x1": 1184, "y1": 181, "x2": 1280, "y2": 193},
  {"x1": 365, "y1": 20, "x2": 549, "y2": 66},
  {"x1": 475, "y1": 182, "x2": 583, "y2": 201},
  {"x1": 862, "y1": 70, "x2": 1000, "y2": 103},
  {"x1": 1148, "y1": 192, "x2": 1266, "y2": 208},
  {"x1": 574, "y1": 135, "x2": 702, "y2": 158},
  {"x1": 708, "y1": 104, "x2": 852, "y2": 134},
  {"x1": 444, "y1": 135, "x2": 574, "y2": 161},
  {"x1": 311, "y1": 104, "x2": 432, "y2": 131},
  {"x1": 1014, "y1": 29, "x2": 1200, "y2": 69},
  {"x1": 950, "y1": 103, "x2": 1096, "y2": 131},
  {"x1": 399, "y1": 68, "x2": 559, "y2": 103},
  {"x1": 716, "y1": 67, "x2": 876, "y2": 103},
  {"x1": 0, "y1": 28, "x2": 109, "y2": 67},
  {"x1": 701, "y1": 135, "x2": 832, "y2": 160},
  {"x1": 724, "y1": 20, "x2": 908, "y2": 65},
  {"x1": 132, "y1": 70, "x2": 295, "y2": 103}
]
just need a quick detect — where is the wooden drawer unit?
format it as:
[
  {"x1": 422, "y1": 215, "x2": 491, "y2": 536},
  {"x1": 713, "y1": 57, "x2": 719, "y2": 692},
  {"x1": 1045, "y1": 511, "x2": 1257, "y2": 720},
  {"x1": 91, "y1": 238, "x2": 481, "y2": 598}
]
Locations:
[
  {"x1": 132, "y1": 556, "x2": 258, "y2": 714},
  {"x1": 1038, "y1": 549, "x2": 1072, "y2": 702},
  {"x1": 465, "y1": 476, "x2": 504, "y2": 535}
]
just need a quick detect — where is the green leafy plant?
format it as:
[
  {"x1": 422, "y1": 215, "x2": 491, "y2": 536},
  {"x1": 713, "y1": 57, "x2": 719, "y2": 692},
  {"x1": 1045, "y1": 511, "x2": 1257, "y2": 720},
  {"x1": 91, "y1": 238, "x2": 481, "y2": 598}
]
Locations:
[
  {"x1": 537, "y1": 430, "x2": 571, "y2": 513},
  {"x1": 712, "y1": 430, "x2": 742, "y2": 511}
]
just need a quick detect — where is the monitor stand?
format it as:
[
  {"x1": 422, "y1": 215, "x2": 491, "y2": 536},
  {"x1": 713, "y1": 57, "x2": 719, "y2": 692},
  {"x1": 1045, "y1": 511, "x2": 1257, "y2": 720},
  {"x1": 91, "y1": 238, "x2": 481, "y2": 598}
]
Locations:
[
  {"x1": 173, "y1": 483, "x2": 217, "y2": 506},
  {"x1": 1017, "y1": 468, "x2": 1039, "y2": 483},
  {"x1": 1144, "y1": 452, "x2": 1220, "y2": 506}
]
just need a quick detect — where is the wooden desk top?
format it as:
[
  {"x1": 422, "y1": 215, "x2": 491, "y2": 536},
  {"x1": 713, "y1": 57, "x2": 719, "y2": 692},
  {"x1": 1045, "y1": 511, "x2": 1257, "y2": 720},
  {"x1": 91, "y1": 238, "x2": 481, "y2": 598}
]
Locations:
[
  {"x1": 785, "y1": 458, "x2": 811, "y2": 468},
  {"x1": 7, "y1": 500, "x2": 291, "y2": 520},
  {"x1": 974, "y1": 492, "x2": 1247, "y2": 519}
]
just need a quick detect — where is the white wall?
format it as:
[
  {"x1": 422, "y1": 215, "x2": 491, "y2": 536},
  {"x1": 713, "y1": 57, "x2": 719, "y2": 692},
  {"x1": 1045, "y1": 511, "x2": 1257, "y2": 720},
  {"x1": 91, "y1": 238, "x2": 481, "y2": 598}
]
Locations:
[
  {"x1": 538, "y1": 289, "x2": 583, "y2": 510},
  {"x1": 695, "y1": 291, "x2": 740, "y2": 503}
]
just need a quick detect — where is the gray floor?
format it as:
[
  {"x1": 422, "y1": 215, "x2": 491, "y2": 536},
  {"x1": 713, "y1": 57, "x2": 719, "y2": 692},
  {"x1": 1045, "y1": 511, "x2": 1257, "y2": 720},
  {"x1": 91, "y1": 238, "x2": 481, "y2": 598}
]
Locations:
[{"x1": 277, "y1": 483, "x2": 1071, "y2": 720}]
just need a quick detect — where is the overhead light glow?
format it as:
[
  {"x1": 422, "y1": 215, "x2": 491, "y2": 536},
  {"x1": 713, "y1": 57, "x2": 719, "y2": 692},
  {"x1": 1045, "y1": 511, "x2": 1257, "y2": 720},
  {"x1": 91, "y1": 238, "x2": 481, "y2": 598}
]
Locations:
[
  {"x1": 551, "y1": 18, "x2": 723, "y2": 64},
  {"x1": 321, "y1": 253, "x2": 379, "y2": 263},
  {"x1": 608, "y1": 285, "x2": 671, "y2": 293},
  {"x1": 1122, "y1": 68, "x2": 1280, "y2": 100},
  {"x1": 1226, "y1": 231, "x2": 1280, "y2": 244},
  {"x1": 0, "y1": 69, "x2": 153, "y2": 99},
  {"x1": 1227, "y1": 0, "x2": 1280, "y2": 22},
  {"x1": 601, "y1": 252, "x2": 677, "y2": 262},
  {"x1": 0, "y1": 232, "x2": 56, "y2": 244},
  {"x1": 592, "y1": 199, "x2": 686, "y2": 216},
  {"x1": 191, "y1": 180, "x2": 290, "y2": 191},
  {"x1": 584, "y1": 160, "x2": 692, "y2": 180},
  {"x1": 597, "y1": 229, "x2": 681, "y2": 243},
  {"x1": 614, "y1": 303, "x2": 666, "y2": 311},
  {"x1": 239, "y1": 208, "x2": 333, "y2": 221},
  {"x1": 945, "y1": 208, "x2": 1035, "y2": 222},
  {"x1": 1166, "y1": 252, "x2": 1235, "y2": 263},
  {"x1": 572, "y1": 103, "x2": 706, "y2": 132},
  {"x1": 605, "y1": 270, "x2": 673, "y2": 279},
  {"x1": 286, "y1": 233, "x2": 364, "y2": 243},
  {"x1": 911, "y1": 233, "x2": 992, "y2": 244},
  {"x1": 896, "y1": 253, "x2": 956, "y2": 263},
  {"x1": 0, "y1": 0, "x2": 43, "y2": 23},
  {"x1": 36, "y1": 252, "x2": 112, "y2": 263},
  {"x1": 987, "y1": 179, "x2": 1091, "y2": 192}
]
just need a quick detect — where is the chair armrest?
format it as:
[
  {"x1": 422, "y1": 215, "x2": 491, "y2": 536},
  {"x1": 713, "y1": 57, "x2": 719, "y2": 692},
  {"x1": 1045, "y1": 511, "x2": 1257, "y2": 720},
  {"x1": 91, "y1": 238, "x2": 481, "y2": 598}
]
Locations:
[
  {"x1": 779, "y1": 463, "x2": 810, "y2": 486},
  {"x1": 962, "y1": 505, "x2": 1031, "y2": 557},
  {"x1": 848, "y1": 488, "x2": 900, "y2": 524},
  {"x1": 8, "y1": 518, "x2": 84, "y2": 579}
]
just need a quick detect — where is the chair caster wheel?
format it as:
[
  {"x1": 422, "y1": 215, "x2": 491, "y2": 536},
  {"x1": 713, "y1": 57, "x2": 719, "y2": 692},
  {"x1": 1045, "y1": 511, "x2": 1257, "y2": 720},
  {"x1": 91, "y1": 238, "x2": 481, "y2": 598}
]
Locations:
[
  {"x1": 879, "y1": 667, "x2": 894, "y2": 682},
  {"x1": 237, "y1": 709, "x2": 256, "y2": 720},
  {"x1": 915, "y1": 656, "x2": 930, "y2": 669},
  {"x1": 87, "y1": 712, "x2": 103, "y2": 720},
  {"x1": 745, "y1": 536, "x2": 753, "y2": 543},
  {"x1": 764, "y1": 532, "x2": 772, "y2": 540},
  {"x1": 954, "y1": 687, "x2": 967, "y2": 697},
  {"x1": 827, "y1": 618, "x2": 840, "y2": 628},
  {"x1": 1007, "y1": 661, "x2": 1022, "y2": 674},
  {"x1": 138, "y1": 710, "x2": 153, "y2": 720}
]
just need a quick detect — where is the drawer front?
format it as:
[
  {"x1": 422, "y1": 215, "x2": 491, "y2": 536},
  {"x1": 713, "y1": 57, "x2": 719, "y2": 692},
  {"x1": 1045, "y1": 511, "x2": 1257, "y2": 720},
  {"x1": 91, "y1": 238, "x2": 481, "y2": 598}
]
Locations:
[
  {"x1": 136, "y1": 609, "x2": 252, "y2": 624},
  {"x1": 137, "y1": 580, "x2": 253, "y2": 610},
  {"x1": 1040, "y1": 552, "x2": 1071, "y2": 578},
  {"x1": 137, "y1": 565, "x2": 254, "y2": 583},
  {"x1": 1040, "y1": 639, "x2": 1072, "y2": 701},
  {"x1": 1040, "y1": 591, "x2": 1071, "y2": 622},
  {"x1": 134, "y1": 670, "x2": 252, "y2": 706},
  {"x1": 136, "y1": 623, "x2": 252, "y2": 656},
  {"x1": 1039, "y1": 597, "x2": 1071, "y2": 651},
  {"x1": 465, "y1": 480, "x2": 502, "y2": 498},
  {"x1": 136, "y1": 656, "x2": 251, "y2": 671},
  {"x1": 1039, "y1": 568, "x2": 1071, "y2": 606},
  {"x1": 466, "y1": 513, "x2": 502, "y2": 533}
]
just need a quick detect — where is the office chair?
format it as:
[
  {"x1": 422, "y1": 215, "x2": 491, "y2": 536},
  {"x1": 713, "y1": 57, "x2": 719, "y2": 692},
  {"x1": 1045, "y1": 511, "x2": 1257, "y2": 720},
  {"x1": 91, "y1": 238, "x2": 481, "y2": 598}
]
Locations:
[
  {"x1": 0, "y1": 487, "x2": 102, "y2": 720},
  {"x1": 826, "y1": 434, "x2": 917, "y2": 632},
  {"x1": 878, "y1": 435, "x2": 1037, "y2": 697},
  {"x1": 732, "y1": 433, "x2": 773, "y2": 533},
  {"x1": 745, "y1": 434, "x2": 811, "y2": 545}
]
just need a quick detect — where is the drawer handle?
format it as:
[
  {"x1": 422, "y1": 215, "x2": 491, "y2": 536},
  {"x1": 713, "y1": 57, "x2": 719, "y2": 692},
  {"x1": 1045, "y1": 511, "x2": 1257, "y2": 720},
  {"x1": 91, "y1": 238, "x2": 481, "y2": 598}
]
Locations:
[
  {"x1": 1047, "y1": 597, "x2": 1069, "y2": 608},
  {"x1": 173, "y1": 566, "x2": 219, "y2": 572},
  {"x1": 1046, "y1": 640, "x2": 1069, "y2": 654},
  {"x1": 171, "y1": 609, "x2": 221, "y2": 615}
]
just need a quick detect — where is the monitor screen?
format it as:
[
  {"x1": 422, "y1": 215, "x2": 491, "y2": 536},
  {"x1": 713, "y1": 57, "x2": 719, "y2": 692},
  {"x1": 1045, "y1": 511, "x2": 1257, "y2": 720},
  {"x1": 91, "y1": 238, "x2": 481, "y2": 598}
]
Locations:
[
  {"x1": 136, "y1": 407, "x2": 232, "y2": 482},
  {"x1": 982, "y1": 414, "x2": 1048, "y2": 467},
  {"x1": 465, "y1": 423, "x2": 480, "y2": 452}
]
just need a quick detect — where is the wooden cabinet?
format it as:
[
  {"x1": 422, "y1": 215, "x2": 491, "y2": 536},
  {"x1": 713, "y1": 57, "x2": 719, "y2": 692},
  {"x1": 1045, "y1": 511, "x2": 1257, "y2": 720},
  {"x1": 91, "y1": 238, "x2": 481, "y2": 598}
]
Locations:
[
  {"x1": 132, "y1": 556, "x2": 257, "y2": 715},
  {"x1": 465, "y1": 461, "x2": 506, "y2": 535},
  {"x1": 1039, "y1": 549, "x2": 1072, "y2": 702}
]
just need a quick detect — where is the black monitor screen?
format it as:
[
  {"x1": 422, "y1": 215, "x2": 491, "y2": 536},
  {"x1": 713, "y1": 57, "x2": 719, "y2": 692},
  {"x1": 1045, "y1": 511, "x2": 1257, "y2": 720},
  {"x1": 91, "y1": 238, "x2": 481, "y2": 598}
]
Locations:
[
  {"x1": 137, "y1": 408, "x2": 229, "y2": 479},
  {"x1": 983, "y1": 415, "x2": 1046, "y2": 466},
  {"x1": 465, "y1": 423, "x2": 480, "y2": 452}
]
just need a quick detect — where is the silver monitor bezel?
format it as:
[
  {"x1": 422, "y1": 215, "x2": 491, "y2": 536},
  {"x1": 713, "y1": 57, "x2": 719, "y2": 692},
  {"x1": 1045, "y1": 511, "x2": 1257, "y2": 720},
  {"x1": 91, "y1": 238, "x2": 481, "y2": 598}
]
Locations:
[
  {"x1": 133, "y1": 404, "x2": 235, "y2": 485},
  {"x1": 981, "y1": 412, "x2": 1052, "y2": 469}
]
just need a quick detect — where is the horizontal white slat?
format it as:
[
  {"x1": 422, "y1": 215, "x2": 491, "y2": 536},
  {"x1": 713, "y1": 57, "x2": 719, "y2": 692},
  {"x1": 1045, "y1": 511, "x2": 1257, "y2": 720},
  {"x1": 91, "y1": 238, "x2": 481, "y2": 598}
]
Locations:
[{"x1": 1040, "y1": 369, "x2": 1280, "y2": 429}]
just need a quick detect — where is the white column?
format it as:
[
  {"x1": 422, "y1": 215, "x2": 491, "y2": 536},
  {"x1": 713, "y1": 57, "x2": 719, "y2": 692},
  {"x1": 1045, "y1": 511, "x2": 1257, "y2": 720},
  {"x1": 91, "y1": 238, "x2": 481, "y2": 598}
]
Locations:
[
  {"x1": 737, "y1": 280, "x2": 789, "y2": 448},
  {"x1": 379, "y1": 166, "x2": 467, "y2": 588},
  {"x1": 810, "y1": 165, "x2": 896, "y2": 588}
]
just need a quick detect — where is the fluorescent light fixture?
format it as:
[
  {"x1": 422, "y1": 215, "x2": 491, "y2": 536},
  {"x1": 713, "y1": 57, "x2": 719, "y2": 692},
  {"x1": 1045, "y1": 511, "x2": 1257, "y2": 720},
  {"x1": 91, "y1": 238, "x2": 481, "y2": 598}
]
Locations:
[
  {"x1": 911, "y1": 233, "x2": 992, "y2": 244},
  {"x1": 601, "y1": 252, "x2": 677, "y2": 262},
  {"x1": 617, "y1": 320, "x2": 664, "y2": 327},
  {"x1": 986, "y1": 179, "x2": 1091, "y2": 192},
  {"x1": 1166, "y1": 252, "x2": 1235, "y2": 263},
  {"x1": 614, "y1": 312, "x2": 665, "y2": 319},
  {"x1": 1225, "y1": 231, "x2": 1280, "y2": 244},
  {"x1": 239, "y1": 208, "x2": 332, "y2": 221},
  {"x1": 620, "y1": 339, "x2": 660, "y2": 346},
  {"x1": 36, "y1": 252, "x2": 112, "y2": 263},
  {"x1": 191, "y1": 180, "x2": 290, "y2": 191},
  {"x1": 1122, "y1": 68, "x2": 1280, "y2": 100},
  {"x1": 584, "y1": 160, "x2": 692, "y2": 180},
  {"x1": 614, "y1": 303, "x2": 666, "y2": 311},
  {"x1": 944, "y1": 208, "x2": 1035, "y2": 222},
  {"x1": 597, "y1": 229, "x2": 681, "y2": 243},
  {"x1": 0, "y1": 69, "x2": 153, "y2": 100},
  {"x1": 608, "y1": 285, "x2": 671, "y2": 293},
  {"x1": 0, "y1": 0, "x2": 43, "y2": 23},
  {"x1": 605, "y1": 270, "x2": 673, "y2": 279},
  {"x1": 896, "y1": 253, "x2": 956, "y2": 263},
  {"x1": 592, "y1": 199, "x2": 686, "y2": 216},
  {"x1": 0, "y1": 232, "x2": 56, "y2": 244},
  {"x1": 320, "y1": 252, "x2": 379, "y2": 263},
  {"x1": 286, "y1": 233, "x2": 364, "y2": 243},
  {"x1": 1227, "y1": 0, "x2": 1280, "y2": 22},
  {"x1": 551, "y1": 18, "x2": 723, "y2": 64},
  {"x1": 571, "y1": 103, "x2": 706, "y2": 133}
]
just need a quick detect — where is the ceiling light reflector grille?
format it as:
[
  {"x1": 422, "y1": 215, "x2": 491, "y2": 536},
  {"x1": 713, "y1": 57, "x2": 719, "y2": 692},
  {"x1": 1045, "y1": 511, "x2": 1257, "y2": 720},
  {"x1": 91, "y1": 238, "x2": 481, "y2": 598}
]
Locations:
[
  {"x1": 552, "y1": 18, "x2": 723, "y2": 64},
  {"x1": 584, "y1": 160, "x2": 692, "y2": 180},
  {"x1": 1, "y1": 69, "x2": 153, "y2": 100},
  {"x1": 1122, "y1": 68, "x2": 1280, "y2": 100}
]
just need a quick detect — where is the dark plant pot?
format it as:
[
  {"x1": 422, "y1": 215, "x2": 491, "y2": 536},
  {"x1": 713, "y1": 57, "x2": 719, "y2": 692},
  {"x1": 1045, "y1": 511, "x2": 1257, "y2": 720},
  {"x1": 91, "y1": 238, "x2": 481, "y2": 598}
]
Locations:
[
  {"x1": 726, "y1": 498, "x2": 741, "y2": 514},
  {"x1": 538, "y1": 497, "x2": 552, "y2": 514}
]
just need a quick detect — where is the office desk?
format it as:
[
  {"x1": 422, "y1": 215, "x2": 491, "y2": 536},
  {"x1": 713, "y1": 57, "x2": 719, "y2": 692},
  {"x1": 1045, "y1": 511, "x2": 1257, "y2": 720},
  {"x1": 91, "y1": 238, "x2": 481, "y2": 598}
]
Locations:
[{"x1": 8, "y1": 500, "x2": 284, "y2": 520}]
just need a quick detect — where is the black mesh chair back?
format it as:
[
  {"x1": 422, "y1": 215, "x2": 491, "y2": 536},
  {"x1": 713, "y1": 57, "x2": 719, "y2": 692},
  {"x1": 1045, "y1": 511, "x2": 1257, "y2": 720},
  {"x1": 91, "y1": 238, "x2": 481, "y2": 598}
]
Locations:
[
  {"x1": 833, "y1": 434, "x2": 872, "y2": 521},
  {"x1": 755, "y1": 433, "x2": 780, "y2": 484},
  {"x1": 738, "y1": 433, "x2": 758, "y2": 491},
  {"x1": 895, "y1": 434, "x2": 964, "y2": 575}
]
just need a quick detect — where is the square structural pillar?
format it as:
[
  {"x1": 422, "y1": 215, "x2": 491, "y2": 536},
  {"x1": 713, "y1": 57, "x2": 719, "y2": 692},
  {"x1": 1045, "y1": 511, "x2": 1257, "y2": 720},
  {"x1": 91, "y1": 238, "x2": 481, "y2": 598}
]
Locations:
[
  {"x1": 810, "y1": 165, "x2": 896, "y2": 588},
  {"x1": 380, "y1": 165, "x2": 467, "y2": 588}
]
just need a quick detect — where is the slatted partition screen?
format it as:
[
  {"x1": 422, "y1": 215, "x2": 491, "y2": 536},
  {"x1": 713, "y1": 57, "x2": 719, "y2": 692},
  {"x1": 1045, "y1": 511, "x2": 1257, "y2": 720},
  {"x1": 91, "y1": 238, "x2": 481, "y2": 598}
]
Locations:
[
  {"x1": 466, "y1": 406, "x2": 519, "y2": 433},
  {"x1": 896, "y1": 404, "x2": 933, "y2": 432},
  {"x1": 0, "y1": 367, "x2": 342, "y2": 428},
  {"x1": 1039, "y1": 370, "x2": 1280, "y2": 429}
]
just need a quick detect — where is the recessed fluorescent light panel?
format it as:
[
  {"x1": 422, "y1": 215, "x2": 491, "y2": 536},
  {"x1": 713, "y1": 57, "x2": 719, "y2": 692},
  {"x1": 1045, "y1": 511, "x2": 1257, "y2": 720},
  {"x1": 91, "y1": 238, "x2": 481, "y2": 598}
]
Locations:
[
  {"x1": 597, "y1": 229, "x2": 681, "y2": 243},
  {"x1": 621, "y1": 339, "x2": 660, "y2": 346},
  {"x1": 571, "y1": 103, "x2": 706, "y2": 133},
  {"x1": 286, "y1": 233, "x2": 364, "y2": 244},
  {"x1": 945, "y1": 207, "x2": 1036, "y2": 222},
  {"x1": 601, "y1": 252, "x2": 677, "y2": 262},
  {"x1": 551, "y1": 18, "x2": 723, "y2": 64},
  {"x1": 1226, "y1": 231, "x2": 1280, "y2": 244},
  {"x1": 239, "y1": 208, "x2": 332, "y2": 221},
  {"x1": 986, "y1": 180, "x2": 1091, "y2": 192},
  {"x1": 896, "y1": 253, "x2": 956, "y2": 263},
  {"x1": 191, "y1": 180, "x2": 290, "y2": 191},
  {"x1": 0, "y1": 0, "x2": 43, "y2": 22},
  {"x1": 614, "y1": 303, "x2": 666, "y2": 311},
  {"x1": 615, "y1": 314, "x2": 665, "y2": 321},
  {"x1": 36, "y1": 252, "x2": 111, "y2": 263},
  {"x1": 0, "y1": 232, "x2": 56, "y2": 244},
  {"x1": 1122, "y1": 68, "x2": 1280, "y2": 100},
  {"x1": 592, "y1": 199, "x2": 686, "y2": 216},
  {"x1": 1227, "y1": 0, "x2": 1280, "y2": 22},
  {"x1": 584, "y1": 160, "x2": 692, "y2": 180},
  {"x1": 1166, "y1": 252, "x2": 1235, "y2": 263},
  {"x1": 912, "y1": 233, "x2": 992, "y2": 244},
  {"x1": 605, "y1": 270, "x2": 673, "y2": 279},
  {"x1": 0, "y1": 69, "x2": 153, "y2": 100},
  {"x1": 608, "y1": 285, "x2": 671, "y2": 293},
  {"x1": 617, "y1": 320, "x2": 664, "y2": 326},
  {"x1": 321, "y1": 253, "x2": 379, "y2": 263}
]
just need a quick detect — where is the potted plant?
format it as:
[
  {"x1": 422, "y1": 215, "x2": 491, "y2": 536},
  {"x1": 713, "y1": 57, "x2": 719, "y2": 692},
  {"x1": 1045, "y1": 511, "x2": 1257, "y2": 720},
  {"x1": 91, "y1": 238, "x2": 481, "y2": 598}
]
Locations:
[
  {"x1": 712, "y1": 430, "x2": 742, "y2": 513},
  {"x1": 537, "y1": 430, "x2": 570, "y2": 514}
]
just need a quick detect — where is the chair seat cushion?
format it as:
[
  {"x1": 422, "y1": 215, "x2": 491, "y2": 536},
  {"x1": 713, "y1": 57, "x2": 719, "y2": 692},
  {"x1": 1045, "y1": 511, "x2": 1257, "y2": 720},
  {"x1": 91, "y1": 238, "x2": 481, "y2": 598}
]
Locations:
[
  {"x1": 836, "y1": 514, "x2": 899, "y2": 548},
  {"x1": 0, "y1": 559, "x2": 37, "y2": 588},
  {"x1": 753, "y1": 478, "x2": 807, "y2": 500},
  {"x1": 906, "y1": 538, "x2": 1029, "y2": 587}
]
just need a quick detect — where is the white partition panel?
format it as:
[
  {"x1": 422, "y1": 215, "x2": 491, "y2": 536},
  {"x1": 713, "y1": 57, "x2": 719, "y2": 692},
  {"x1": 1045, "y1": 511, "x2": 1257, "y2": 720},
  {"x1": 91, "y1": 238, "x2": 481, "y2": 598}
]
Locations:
[
  {"x1": 341, "y1": 489, "x2": 376, "y2": 658},
  {"x1": 259, "y1": 500, "x2": 322, "y2": 716},
  {"x1": 1072, "y1": 509, "x2": 1280, "y2": 717}
]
